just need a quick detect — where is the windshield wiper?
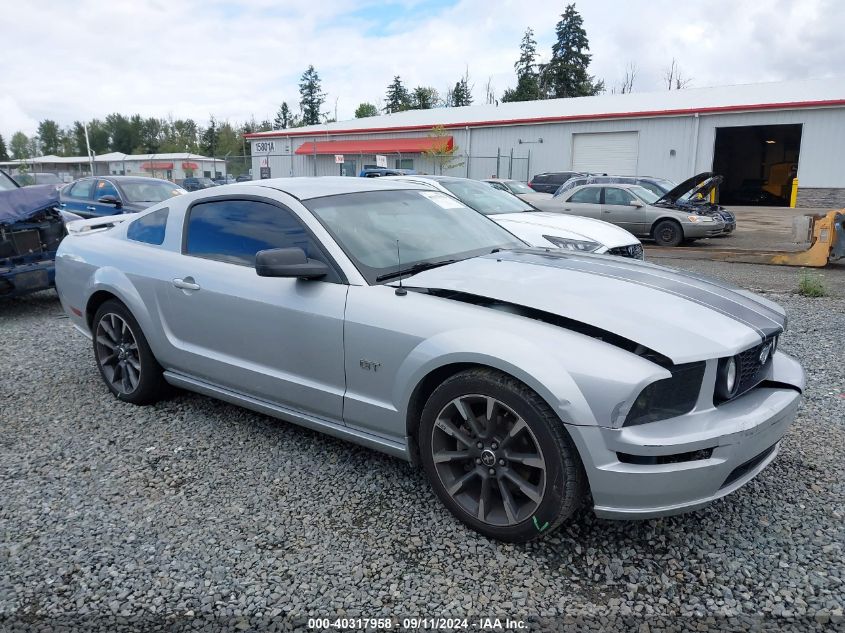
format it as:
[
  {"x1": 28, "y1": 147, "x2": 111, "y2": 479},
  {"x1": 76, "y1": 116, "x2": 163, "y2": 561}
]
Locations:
[{"x1": 376, "y1": 259, "x2": 458, "y2": 283}]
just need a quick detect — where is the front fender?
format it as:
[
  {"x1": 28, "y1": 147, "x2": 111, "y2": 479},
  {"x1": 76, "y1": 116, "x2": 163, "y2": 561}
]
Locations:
[{"x1": 395, "y1": 324, "x2": 668, "y2": 429}]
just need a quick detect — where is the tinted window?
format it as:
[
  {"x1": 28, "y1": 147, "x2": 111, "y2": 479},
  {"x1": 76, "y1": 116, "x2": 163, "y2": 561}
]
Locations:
[
  {"x1": 69, "y1": 179, "x2": 94, "y2": 199},
  {"x1": 569, "y1": 187, "x2": 601, "y2": 204},
  {"x1": 185, "y1": 199, "x2": 321, "y2": 268},
  {"x1": 532, "y1": 175, "x2": 548, "y2": 183},
  {"x1": 604, "y1": 187, "x2": 634, "y2": 205},
  {"x1": 95, "y1": 179, "x2": 119, "y2": 200},
  {"x1": 127, "y1": 208, "x2": 168, "y2": 245}
]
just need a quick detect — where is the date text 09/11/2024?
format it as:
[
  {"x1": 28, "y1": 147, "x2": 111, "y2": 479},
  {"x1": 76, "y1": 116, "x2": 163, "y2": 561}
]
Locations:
[{"x1": 307, "y1": 617, "x2": 527, "y2": 630}]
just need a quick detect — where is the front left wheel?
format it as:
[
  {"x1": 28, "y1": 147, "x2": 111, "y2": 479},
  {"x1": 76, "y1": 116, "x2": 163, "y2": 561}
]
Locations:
[
  {"x1": 92, "y1": 299, "x2": 167, "y2": 405},
  {"x1": 418, "y1": 368, "x2": 586, "y2": 542}
]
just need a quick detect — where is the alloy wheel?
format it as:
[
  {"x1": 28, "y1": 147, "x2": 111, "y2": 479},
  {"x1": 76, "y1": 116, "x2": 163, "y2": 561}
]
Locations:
[
  {"x1": 431, "y1": 394, "x2": 547, "y2": 527},
  {"x1": 95, "y1": 313, "x2": 141, "y2": 395}
]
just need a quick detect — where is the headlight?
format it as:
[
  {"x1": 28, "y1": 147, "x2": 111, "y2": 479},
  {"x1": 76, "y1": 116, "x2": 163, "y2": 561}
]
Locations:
[
  {"x1": 543, "y1": 235, "x2": 602, "y2": 252},
  {"x1": 687, "y1": 215, "x2": 714, "y2": 223},
  {"x1": 715, "y1": 356, "x2": 741, "y2": 402},
  {"x1": 622, "y1": 361, "x2": 706, "y2": 427}
]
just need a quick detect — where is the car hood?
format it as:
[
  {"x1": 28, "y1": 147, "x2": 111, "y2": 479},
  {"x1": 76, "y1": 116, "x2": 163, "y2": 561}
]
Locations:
[
  {"x1": 492, "y1": 212, "x2": 638, "y2": 248},
  {"x1": 656, "y1": 172, "x2": 723, "y2": 205},
  {"x1": 406, "y1": 249, "x2": 786, "y2": 364},
  {"x1": 517, "y1": 192, "x2": 553, "y2": 203},
  {"x1": 0, "y1": 184, "x2": 59, "y2": 224}
]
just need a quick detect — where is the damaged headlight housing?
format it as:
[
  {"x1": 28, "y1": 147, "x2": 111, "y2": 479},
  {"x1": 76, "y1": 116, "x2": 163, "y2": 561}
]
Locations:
[
  {"x1": 622, "y1": 361, "x2": 706, "y2": 427},
  {"x1": 543, "y1": 235, "x2": 602, "y2": 252}
]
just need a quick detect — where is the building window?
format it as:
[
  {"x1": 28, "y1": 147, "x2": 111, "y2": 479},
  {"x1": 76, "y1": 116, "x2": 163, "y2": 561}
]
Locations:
[{"x1": 395, "y1": 159, "x2": 414, "y2": 170}]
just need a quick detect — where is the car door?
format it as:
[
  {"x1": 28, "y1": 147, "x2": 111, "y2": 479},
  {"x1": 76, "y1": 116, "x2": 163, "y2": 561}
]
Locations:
[
  {"x1": 560, "y1": 186, "x2": 603, "y2": 219},
  {"x1": 158, "y1": 197, "x2": 348, "y2": 422},
  {"x1": 601, "y1": 187, "x2": 647, "y2": 234},
  {"x1": 60, "y1": 178, "x2": 96, "y2": 216},
  {"x1": 88, "y1": 179, "x2": 124, "y2": 216}
]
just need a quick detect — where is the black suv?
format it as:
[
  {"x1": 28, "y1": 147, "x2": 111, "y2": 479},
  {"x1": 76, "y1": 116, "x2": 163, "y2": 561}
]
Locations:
[{"x1": 527, "y1": 171, "x2": 586, "y2": 193}]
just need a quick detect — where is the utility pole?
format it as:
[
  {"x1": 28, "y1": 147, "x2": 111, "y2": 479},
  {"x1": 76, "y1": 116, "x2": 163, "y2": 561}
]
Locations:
[{"x1": 83, "y1": 122, "x2": 94, "y2": 175}]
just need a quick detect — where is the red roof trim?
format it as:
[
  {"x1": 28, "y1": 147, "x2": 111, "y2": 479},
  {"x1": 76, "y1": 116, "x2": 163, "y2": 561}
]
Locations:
[
  {"x1": 293, "y1": 136, "x2": 453, "y2": 155},
  {"x1": 244, "y1": 99, "x2": 845, "y2": 139}
]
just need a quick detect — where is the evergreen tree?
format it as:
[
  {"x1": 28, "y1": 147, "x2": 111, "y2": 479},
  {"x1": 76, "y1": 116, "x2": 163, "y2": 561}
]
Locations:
[
  {"x1": 10, "y1": 131, "x2": 30, "y2": 159},
  {"x1": 502, "y1": 28, "x2": 541, "y2": 102},
  {"x1": 0, "y1": 133, "x2": 9, "y2": 161},
  {"x1": 411, "y1": 86, "x2": 439, "y2": 109},
  {"x1": 299, "y1": 66, "x2": 326, "y2": 126},
  {"x1": 384, "y1": 76, "x2": 411, "y2": 113},
  {"x1": 543, "y1": 4, "x2": 604, "y2": 98},
  {"x1": 36, "y1": 120, "x2": 60, "y2": 154},
  {"x1": 200, "y1": 116, "x2": 219, "y2": 156},
  {"x1": 354, "y1": 103, "x2": 379, "y2": 118},
  {"x1": 448, "y1": 72, "x2": 473, "y2": 107},
  {"x1": 274, "y1": 102, "x2": 292, "y2": 129}
]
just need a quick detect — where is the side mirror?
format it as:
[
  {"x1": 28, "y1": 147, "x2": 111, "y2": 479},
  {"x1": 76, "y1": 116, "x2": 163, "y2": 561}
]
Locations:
[
  {"x1": 255, "y1": 247, "x2": 328, "y2": 279},
  {"x1": 98, "y1": 195, "x2": 122, "y2": 208},
  {"x1": 629, "y1": 201, "x2": 643, "y2": 208}
]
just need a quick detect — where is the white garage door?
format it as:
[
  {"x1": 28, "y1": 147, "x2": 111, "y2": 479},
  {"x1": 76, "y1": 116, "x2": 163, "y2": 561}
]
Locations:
[{"x1": 572, "y1": 132, "x2": 639, "y2": 175}]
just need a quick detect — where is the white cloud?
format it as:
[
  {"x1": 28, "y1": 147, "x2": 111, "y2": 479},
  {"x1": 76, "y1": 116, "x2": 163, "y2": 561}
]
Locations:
[{"x1": 1, "y1": 0, "x2": 843, "y2": 140}]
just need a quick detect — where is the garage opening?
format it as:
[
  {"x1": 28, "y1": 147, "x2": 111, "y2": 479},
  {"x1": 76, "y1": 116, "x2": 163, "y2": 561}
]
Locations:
[
  {"x1": 713, "y1": 124, "x2": 802, "y2": 206},
  {"x1": 572, "y1": 131, "x2": 639, "y2": 176}
]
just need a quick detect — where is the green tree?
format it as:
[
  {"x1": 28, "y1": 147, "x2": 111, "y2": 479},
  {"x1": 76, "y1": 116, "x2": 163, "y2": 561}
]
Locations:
[
  {"x1": 299, "y1": 65, "x2": 326, "y2": 126},
  {"x1": 543, "y1": 4, "x2": 604, "y2": 98},
  {"x1": 200, "y1": 116, "x2": 219, "y2": 156},
  {"x1": 411, "y1": 86, "x2": 439, "y2": 109},
  {"x1": 423, "y1": 125, "x2": 464, "y2": 174},
  {"x1": 58, "y1": 128, "x2": 75, "y2": 156},
  {"x1": 274, "y1": 102, "x2": 293, "y2": 129},
  {"x1": 502, "y1": 28, "x2": 542, "y2": 102},
  {"x1": 0, "y1": 134, "x2": 8, "y2": 161},
  {"x1": 36, "y1": 120, "x2": 61, "y2": 154},
  {"x1": 10, "y1": 131, "x2": 30, "y2": 159},
  {"x1": 384, "y1": 76, "x2": 411, "y2": 113},
  {"x1": 139, "y1": 117, "x2": 165, "y2": 153},
  {"x1": 354, "y1": 102, "x2": 379, "y2": 118},
  {"x1": 447, "y1": 71, "x2": 473, "y2": 107}
]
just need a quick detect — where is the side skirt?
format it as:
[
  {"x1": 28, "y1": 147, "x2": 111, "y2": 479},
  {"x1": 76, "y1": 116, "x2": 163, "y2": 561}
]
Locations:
[{"x1": 163, "y1": 371, "x2": 411, "y2": 462}]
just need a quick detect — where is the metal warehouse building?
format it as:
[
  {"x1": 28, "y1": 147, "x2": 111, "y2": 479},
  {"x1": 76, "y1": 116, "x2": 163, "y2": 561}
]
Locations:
[{"x1": 245, "y1": 78, "x2": 845, "y2": 208}]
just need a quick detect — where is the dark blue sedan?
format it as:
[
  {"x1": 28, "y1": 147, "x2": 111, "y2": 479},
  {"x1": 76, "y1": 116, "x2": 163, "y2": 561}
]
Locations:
[{"x1": 60, "y1": 176, "x2": 186, "y2": 218}]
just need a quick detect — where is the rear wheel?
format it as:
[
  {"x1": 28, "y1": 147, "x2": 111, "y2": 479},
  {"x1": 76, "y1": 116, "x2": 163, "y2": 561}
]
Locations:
[
  {"x1": 418, "y1": 368, "x2": 585, "y2": 542},
  {"x1": 92, "y1": 300, "x2": 167, "y2": 405},
  {"x1": 652, "y1": 219, "x2": 684, "y2": 247}
]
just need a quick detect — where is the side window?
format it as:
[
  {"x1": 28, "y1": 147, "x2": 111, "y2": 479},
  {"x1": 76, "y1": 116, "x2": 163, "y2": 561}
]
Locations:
[
  {"x1": 569, "y1": 187, "x2": 601, "y2": 204},
  {"x1": 95, "y1": 179, "x2": 119, "y2": 200},
  {"x1": 604, "y1": 187, "x2": 634, "y2": 205},
  {"x1": 185, "y1": 199, "x2": 336, "y2": 278},
  {"x1": 69, "y1": 179, "x2": 94, "y2": 199},
  {"x1": 638, "y1": 181, "x2": 663, "y2": 197},
  {"x1": 532, "y1": 175, "x2": 547, "y2": 183},
  {"x1": 127, "y1": 208, "x2": 168, "y2": 245}
]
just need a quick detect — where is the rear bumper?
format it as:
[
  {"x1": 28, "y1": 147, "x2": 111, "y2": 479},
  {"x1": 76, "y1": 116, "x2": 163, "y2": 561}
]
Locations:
[
  {"x1": 566, "y1": 352, "x2": 804, "y2": 519},
  {"x1": 0, "y1": 259, "x2": 55, "y2": 297}
]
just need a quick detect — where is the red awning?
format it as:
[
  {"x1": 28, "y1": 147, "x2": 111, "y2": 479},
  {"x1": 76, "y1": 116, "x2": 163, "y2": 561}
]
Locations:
[
  {"x1": 141, "y1": 162, "x2": 174, "y2": 170},
  {"x1": 294, "y1": 137, "x2": 453, "y2": 155},
  {"x1": 182, "y1": 162, "x2": 199, "y2": 170}
]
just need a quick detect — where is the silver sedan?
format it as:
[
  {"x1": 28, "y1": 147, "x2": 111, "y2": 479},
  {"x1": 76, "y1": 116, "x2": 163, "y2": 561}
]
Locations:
[{"x1": 56, "y1": 177, "x2": 804, "y2": 542}]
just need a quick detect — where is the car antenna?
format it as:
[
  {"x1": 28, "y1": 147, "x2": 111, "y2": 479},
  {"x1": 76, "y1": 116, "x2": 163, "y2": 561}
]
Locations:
[{"x1": 395, "y1": 240, "x2": 407, "y2": 296}]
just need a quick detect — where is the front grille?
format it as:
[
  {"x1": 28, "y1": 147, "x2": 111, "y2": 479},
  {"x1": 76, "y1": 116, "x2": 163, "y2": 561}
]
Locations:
[
  {"x1": 736, "y1": 336, "x2": 776, "y2": 395},
  {"x1": 607, "y1": 243, "x2": 644, "y2": 260},
  {"x1": 721, "y1": 443, "x2": 777, "y2": 489}
]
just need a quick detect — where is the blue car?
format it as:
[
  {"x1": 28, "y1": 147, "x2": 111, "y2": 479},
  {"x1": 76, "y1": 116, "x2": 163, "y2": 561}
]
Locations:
[
  {"x1": 0, "y1": 171, "x2": 67, "y2": 298},
  {"x1": 60, "y1": 176, "x2": 187, "y2": 218}
]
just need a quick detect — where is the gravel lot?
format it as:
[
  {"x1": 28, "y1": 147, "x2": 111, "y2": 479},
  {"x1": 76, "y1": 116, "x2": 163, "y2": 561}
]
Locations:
[{"x1": 1, "y1": 259, "x2": 843, "y2": 632}]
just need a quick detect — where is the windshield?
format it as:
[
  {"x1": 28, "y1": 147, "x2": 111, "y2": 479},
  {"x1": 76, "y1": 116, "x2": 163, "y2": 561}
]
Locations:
[
  {"x1": 628, "y1": 185, "x2": 661, "y2": 204},
  {"x1": 438, "y1": 179, "x2": 534, "y2": 215},
  {"x1": 0, "y1": 170, "x2": 19, "y2": 191},
  {"x1": 121, "y1": 181, "x2": 187, "y2": 203},
  {"x1": 504, "y1": 181, "x2": 533, "y2": 194},
  {"x1": 305, "y1": 189, "x2": 524, "y2": 284}
]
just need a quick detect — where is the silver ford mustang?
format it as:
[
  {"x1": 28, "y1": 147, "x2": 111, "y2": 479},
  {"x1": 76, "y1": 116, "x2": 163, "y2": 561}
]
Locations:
[{"x1": 56, "y1": 177, "x2": 805, "y2": 542}]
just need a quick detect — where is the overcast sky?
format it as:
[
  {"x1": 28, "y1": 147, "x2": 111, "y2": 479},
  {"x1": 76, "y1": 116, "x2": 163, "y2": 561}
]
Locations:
[{"x1": 2, "y1": 0, "x2": 843, "y2": 139}]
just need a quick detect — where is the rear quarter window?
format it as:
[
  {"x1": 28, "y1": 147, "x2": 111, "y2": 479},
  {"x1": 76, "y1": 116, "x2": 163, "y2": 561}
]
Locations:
[{"x1": 127, "y1": 208, "x2": 169, "y2": 245}]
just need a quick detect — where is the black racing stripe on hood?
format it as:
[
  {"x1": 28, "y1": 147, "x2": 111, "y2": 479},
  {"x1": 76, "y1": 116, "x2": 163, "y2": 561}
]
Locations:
[{"x1": 490, "y1": 250, "x2": 784, "y2": 339}]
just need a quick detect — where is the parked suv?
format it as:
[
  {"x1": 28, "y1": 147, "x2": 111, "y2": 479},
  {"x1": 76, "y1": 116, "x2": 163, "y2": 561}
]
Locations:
[
  {"x1": 528, "y1": 171, "x2": 586, "y2": 194},
  {"x1": 182, "y1": 177, "x2": 218, "y2": 191}
]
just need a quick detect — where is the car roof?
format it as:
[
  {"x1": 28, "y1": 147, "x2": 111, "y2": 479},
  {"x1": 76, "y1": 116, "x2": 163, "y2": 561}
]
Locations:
[
  {"x1": 73, "y1": 175, "x2": 178, "y2": 185},
  {"x1": 253, "y1": 176, "x2": 435, "y2": 200},
  {"x1": 572, "y1": 182, "x2": 644, "y2": 190}
]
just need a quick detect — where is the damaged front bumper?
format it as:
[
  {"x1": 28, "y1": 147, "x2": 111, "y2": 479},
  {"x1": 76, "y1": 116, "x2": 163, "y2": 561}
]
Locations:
[
  {"x1": 0, "y1": 257, "x2": 56, "y2": 297},
  {"x1": 566, "y1": 351, "x2": 805, "y2": 519}
]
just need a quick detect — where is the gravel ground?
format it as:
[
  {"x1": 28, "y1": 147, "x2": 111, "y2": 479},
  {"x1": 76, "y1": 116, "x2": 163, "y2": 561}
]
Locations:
[{"x1": 1, "y1": 260, "x2": 843, "y2": 632}]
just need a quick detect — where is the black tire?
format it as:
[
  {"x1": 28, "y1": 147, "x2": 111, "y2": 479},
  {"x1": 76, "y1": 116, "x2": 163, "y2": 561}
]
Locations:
[
  {"x1": 418, "y1": 368, "x2": 586, "y2": 542},
  {"x1": 652, "y1": 219, "x2": 684, "y2": 247},
  {"x1": 92, "y1": 299, "x2": 168, "y2": 405}
]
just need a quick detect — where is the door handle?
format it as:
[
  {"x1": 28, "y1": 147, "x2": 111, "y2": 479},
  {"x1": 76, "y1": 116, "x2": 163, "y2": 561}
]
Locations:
[
  {"x1": 602, "y1": 209, "x2": 611, "y2": 214},
  {"x1": 86, "y1": 205, "x2": 97, "y2": 211},
  {"x1": 59, "y1": 203, "x2": 67, "y2": 208},
  {"x1": 564, "y1": 207, "x2": 571, "y2": 211},
  {"x1": 172, "y1": 278, "x2": 201, "y2": 291}
]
